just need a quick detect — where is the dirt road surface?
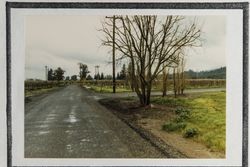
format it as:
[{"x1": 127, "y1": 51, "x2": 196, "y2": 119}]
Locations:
[{"x1": 25, "y1": 85, "x2": 166, "y2": 158}]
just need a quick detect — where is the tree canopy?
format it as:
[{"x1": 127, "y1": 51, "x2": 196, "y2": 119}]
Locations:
[
  {"x1": 78, "y1": 63, "x2": 90, "y2": 80},
  {"x1": 102, "y1": 15, "x2": 201, "y2": 105}
]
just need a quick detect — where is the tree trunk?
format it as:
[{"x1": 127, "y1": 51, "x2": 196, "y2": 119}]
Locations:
[
  {"x1": 173, "y1": 68, "x2": 177, "y2": 98},
  {"x1": 162, "y1": 65, "x2": 167, "y2": 97},
  {"x1": 177, "y1": 68, "x2": 180, "y2": 95},
  {"x1": 130, "y1": 57, "x2": 144, "y2": 105},
  {"x1": 181, "y1": 58, "x2": 185, "y2": 95},
  {"x1": 146, "y1": 84, "x2": 151, "y2": 106},
  {"x1": 181, "y1": 70, "x2": 184, "y2": 95}
]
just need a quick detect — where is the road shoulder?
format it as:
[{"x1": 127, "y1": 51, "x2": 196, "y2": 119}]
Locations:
[{"x1": 99, "y1": 97, "x2": 224, "y2": 158}]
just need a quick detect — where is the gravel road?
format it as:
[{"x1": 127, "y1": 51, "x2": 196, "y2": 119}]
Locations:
[{"x1": 25, "y1": 85, "x2": 166, "y2": 158}]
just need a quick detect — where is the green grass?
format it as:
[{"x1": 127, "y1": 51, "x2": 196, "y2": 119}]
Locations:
[
  {"x1": 151, "y1": 97, "x2": 187, "y2": 107},
  {"x1": 153, "y1": 91, "x2": 226, "y2": 152},
  {"x1": 25, "y1": 87, "x2": 59, "y2": 97},
  {"x1": 162, "y1": 122, "x2": 187, "y2": 131},
  {"x1": 88, "y1": 85, "x2": 131, "y2": 93},
  {"x1": 152, "y1": 84, "x2": 225, "y2": 91}
]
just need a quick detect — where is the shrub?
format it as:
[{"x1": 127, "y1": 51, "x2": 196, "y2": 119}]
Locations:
[
  {"x1": 162, "y1": 122, "x2": 186, "y2": 132},
  {"x1": 183, "y1": 128, "x2": 199, "y2": 138},
  {"x1": 174, "y1": 108, "x2": 191, "y2": 122},
  {"x1": 175, "y1": 107, "x2": 190, "y2": 115}
]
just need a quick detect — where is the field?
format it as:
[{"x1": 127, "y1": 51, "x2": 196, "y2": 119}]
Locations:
[
  {"x1": 152, "y1": 91, "x2": 226, "y2": 152},
  {"x1": 88, "y1": 85, "x2": 131, "y2": 93},
  {"x1": 25, "y1": 81, "x2": 69, "y2": 97},
  {"x1": 83, "y1": 79, "x2": 226, "y2": 93},
  {"x1": 25, "y1": 79, "x2": 226, "y2": 94}
]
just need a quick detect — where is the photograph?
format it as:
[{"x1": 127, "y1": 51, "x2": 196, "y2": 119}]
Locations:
[
  {"x1": 2, "y1": 1, "x2": 247, "y2": 167},
  {"x1": 24, "y1": 14, "x2": 226, "y2": 158}
]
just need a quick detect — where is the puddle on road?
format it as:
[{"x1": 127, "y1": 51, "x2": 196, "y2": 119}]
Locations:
[
  {"x1": 86, "y1": 95, "x2": 102, "y2": 100},
  {"x1": 103, "y1": 130, "x2": 110, "y2": 134},
  {"x1": 37, "y1": 124, "x2": 49, "y2": 128},
  {"x1": 44, "y1": 112, "x2": 57, "y2": 123},
  {"x1": 48, "y1": 113, "x2": 57, "y2": 117},
  {"x1": 66, "y1": 114, "x2": 79, "y2": 123},
  {"x1": 64, "y1": 109, "x2": 80, "y2": 123},
  {"x1": 66, "y1": 144, "x2": 73, "y2": 152},
  {"x1": 38, "y1": 131, "x2": 50, "y2": 135},
  {"x1": 81, "y1": 139, "x2": 90, "y2": 142},
  {"x1": 65, "y1": 130, "x2": 74, "y2": 134},
  {"x1": 92, "y1": 96, "x2": 102, "y2": 100},
  {"x1": 46, "y1": 117, "x2": 55, "y2": 120},
  {"x1": 80, "y1": 139, "x2": 90, "y2": 146}
]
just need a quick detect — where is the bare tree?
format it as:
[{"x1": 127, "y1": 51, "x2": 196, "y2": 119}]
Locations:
[
  {"x1": 172, "y1": 51, "x2": 186, "y2": 97},
  {"x1": 173, "y1": 67, "x2": 177, "y2": 98},
  {"x1": 180, "y1": 56, "x2": 186, "y2": 95},
  {"x1": 162, "y1": 63, "x2": 169, "y2": 97},
  {"x1": 101, "y1": 15, "x2": 201, "y2": 106}
]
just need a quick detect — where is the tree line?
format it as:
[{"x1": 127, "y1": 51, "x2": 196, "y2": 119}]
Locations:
[
  {"x1": 46, "y1": 64, "x2": 127, "y2": 82},
  {"x1": 47, "y1": 67, "x2": 65, "y2": 81},
  {"x1": 185, "y1": 67, "x2": 226, "y2": 79}
]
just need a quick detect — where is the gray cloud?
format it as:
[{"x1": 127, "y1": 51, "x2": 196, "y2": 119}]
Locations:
[{"x1": 25, "y1": 15, "x2": 226, "y2": 80}]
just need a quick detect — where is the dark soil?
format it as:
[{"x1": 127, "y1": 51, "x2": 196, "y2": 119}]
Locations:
[{"x1": 99, "y1": 97, "x2": 187, "y2": 158}]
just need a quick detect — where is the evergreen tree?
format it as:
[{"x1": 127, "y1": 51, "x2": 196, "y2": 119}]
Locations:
[
  {"x1": 100, "y1": 73, "x2": 104, "y2": 80},
  {"x1": 119, "y1": 64, "x2": 126, "y2": 80},
  {"x1": 116, "y1": 72, "x2": 120, "y2": 80},
  {"x1": 105, "y1": 75, "x2": 112, "y2": 80},
  {"x1": 65, "y1": 76, "x2": 70, "y2": 80},
  {"x1": 94, "y1": 73, "x2": 100, "y2": 80},
  {"x1": 48, "y1": 68, "x2": 54, "y2": 81},
  {"x1": 86, "y1": 75, "x2": 93, "y2": 80}
]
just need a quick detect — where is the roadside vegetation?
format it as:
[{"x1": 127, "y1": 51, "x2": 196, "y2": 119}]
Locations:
[
  {"x1": 152, "y1": 91, "x2": 226, "y2": 152},
  {"x1": 100, "y1": 91, "x2": 226, "y2": 157},
  {"x1": 89, "y1": 85, "x2": 131, "y2": 93},
  {"x1": 25, "y1": 87, "x2": 60, "y2": 98},
  {"x1": 85, "y1": 78, "x2": 225, "y2": 93},
  {"x1": 25, "y1": 80, "x2": 69, "y2": 98}
]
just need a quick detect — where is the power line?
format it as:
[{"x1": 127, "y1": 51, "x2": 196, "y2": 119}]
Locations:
[{"x1": 105, "y1": 15, "x2": 122, "y2": 93}]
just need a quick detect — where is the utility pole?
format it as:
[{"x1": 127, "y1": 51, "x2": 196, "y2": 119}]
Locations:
[
  {"x1": 45, "y1": 65, "x2": 48, "y2": 81},
  {"x1": 106, "y1": 15, "x2": 121, "y2": 93},
  {"x1": 95, "y1": 65, "x2": 100, "y2": 80},
  {"x1": 112, "y1": 16, "x2": 116, "y2": 93}
]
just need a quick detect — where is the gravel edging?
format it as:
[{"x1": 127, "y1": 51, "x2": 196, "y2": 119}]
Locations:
[{"x1": 99, "y1": 99, "x2": 188, "y2": 158}]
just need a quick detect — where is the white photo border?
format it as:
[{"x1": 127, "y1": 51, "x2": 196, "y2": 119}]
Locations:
[{"x1": 5, "y1": 2, "x2": 249, "y2": 167}]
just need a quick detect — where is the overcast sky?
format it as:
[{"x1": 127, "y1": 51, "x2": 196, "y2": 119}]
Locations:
[{"x1": 25, "y1": 15, "x2": 226, "y2": 80}]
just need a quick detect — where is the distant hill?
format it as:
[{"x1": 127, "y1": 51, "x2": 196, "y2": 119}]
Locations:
[{"x1": 185, "y1": 67, "x2": 226, "y2": 79}]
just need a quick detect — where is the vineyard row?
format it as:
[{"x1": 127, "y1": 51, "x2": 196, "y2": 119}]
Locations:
[{"x1": 25, "y1": 79, "x2": 226, "y2": 91}]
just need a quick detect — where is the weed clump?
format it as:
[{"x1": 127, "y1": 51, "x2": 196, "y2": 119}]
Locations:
[
  {"x1": 174, "y1": 108, "x2": 191, "y2": 122},
  {"x1": 162, "y1": 122, "x2": 186, "y2": 132},
  {"x1": 175, "y1": 107, "x2": 190, "y2": 115},
  {"x1": 151, "y1": 97, "x2": 186, "y2": 107},
  {"x1": 183, "y1": 128, "x2": 199, "y2": 138}
]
